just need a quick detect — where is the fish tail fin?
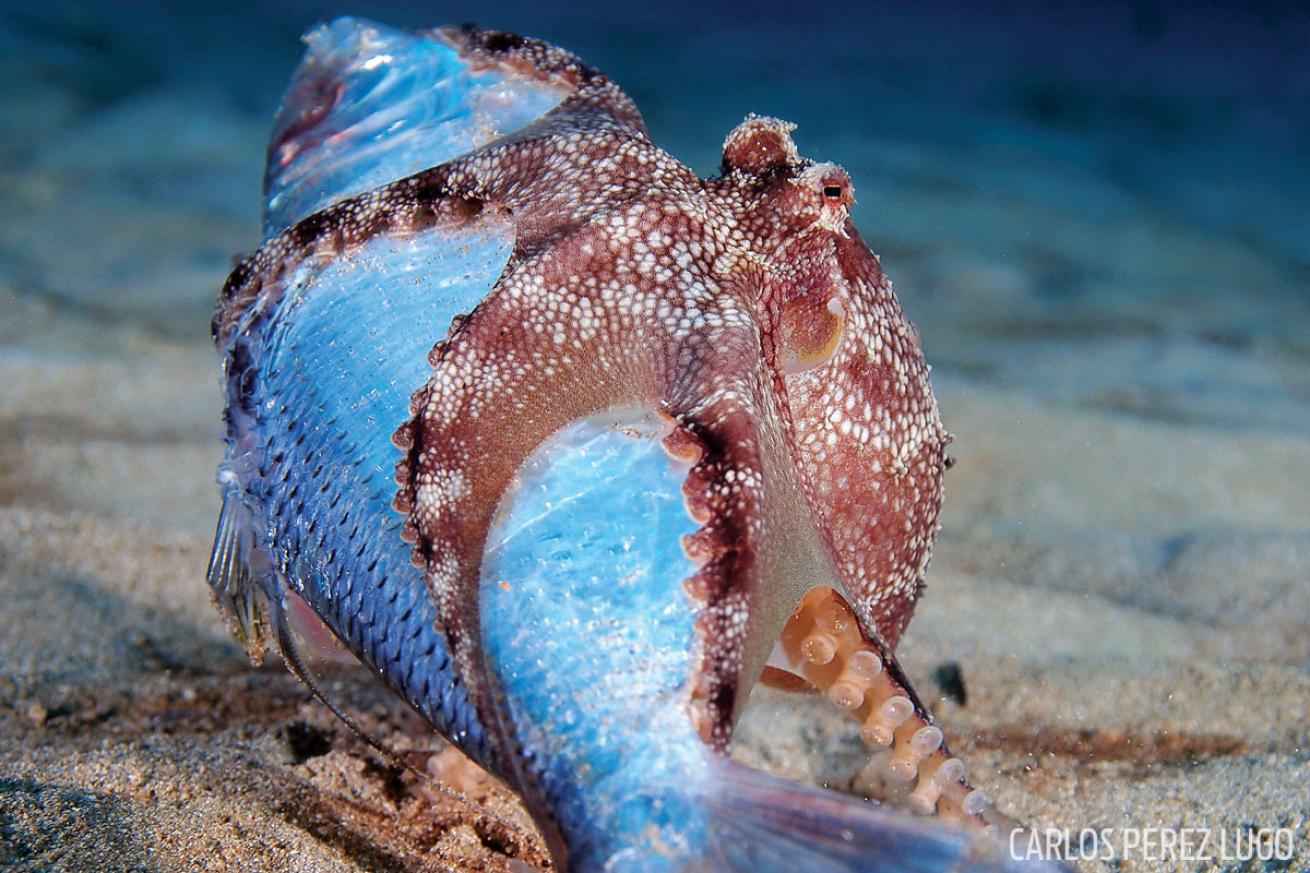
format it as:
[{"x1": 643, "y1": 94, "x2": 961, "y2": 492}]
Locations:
[
  {"x1": 206, "y1": 490, "x2": 272, "y2": 664},
  {"x1": 699, "y1": 758, "x2": 1065, "y2": 873}
]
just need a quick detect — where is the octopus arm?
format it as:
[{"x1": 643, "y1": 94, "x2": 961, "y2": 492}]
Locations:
[
  {"x1": 659, "y1": 321, "x2": 841, "y2": 748},
  {"x1": 393, "y1": 226, "x2": 672, "y2": 842},
  {"x1": 784, "y1": 227, "x2": 952, "y2": 647},
  {"x1": 436, "y1": 24, "x2": 649, "y2": 141}
]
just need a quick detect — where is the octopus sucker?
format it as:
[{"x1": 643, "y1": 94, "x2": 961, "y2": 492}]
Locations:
[
  {"x1": 768, "y1": 586, "x2": 990, "y2": 827},
  {"x1": 209, "y1": 15, "x2": 1062, "y2": 873}
]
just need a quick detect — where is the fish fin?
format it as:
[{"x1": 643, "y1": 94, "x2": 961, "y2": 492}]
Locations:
[
  {"x1": 700, "y1": 758, "x2": 1067, "y2": 873},
  {"x1": 206, "y1": 491, "x2": 271, "y2": 665}
]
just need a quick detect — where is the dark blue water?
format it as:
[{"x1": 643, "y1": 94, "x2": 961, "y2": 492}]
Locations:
[{"x1": 3, "y1": 0, "x2": 1306, "y2": 435}]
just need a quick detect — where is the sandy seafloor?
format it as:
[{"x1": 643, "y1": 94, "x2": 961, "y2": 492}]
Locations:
[{"x1": 1, "y1": 0, "x2": 1308, "y2": 870}]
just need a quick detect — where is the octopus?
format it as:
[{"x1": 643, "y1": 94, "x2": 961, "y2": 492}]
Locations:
[{"x1": 209, "y1": 16, "x2": 1056, "y2": 873}]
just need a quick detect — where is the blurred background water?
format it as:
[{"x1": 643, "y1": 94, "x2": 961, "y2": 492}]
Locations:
[
  {"x1": 1, "y1": 2, "x2": 1308, "y2": 871},
  {"x1": 4, "y1": 0, "x2": 1307, "y2": 425}
]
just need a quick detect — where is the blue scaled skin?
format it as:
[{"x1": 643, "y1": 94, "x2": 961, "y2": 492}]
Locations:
[
  {"x1": 211, "y1": 16, "x2": 563, "y2": 775},
  {"x1": 218, "y1": 220, "x2": 510, "y2": 763},
  {"x1": 211, "y1": 16, "x2": 1068, "y2": 873},
  {"x1": 263, "y1": 16, "x2": 565, "y2": 237},
  {"x1": 480, "y1": 412, "x2": 707, "y2": 870},
  {"x1": 479, "y1": 414, "x2": 1056, "y2": 873}
]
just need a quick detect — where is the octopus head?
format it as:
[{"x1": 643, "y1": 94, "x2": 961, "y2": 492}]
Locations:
[{"x1": 721, "y1": 116, "x2": 866, "y2": 376}]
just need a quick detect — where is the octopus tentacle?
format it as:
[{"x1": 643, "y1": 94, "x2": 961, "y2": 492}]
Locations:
[
  {"x1": 395, "y1": 232, "x2": 681, "y2": 856},
  {"x1": 782, "y1": 226, "x2": 953, "y2": 648},
  {"x1": 213, "y1": 170, "x2": 503, "y2": 345},
  {"x1": 400, "y1": 290, "x2": 835, "y2": 845},
  {"x1": 660, "y1": 317, "x2": 838, "y2": 748},
  {"x1": 217, "y1": 73, "x2": 678, "y2": 347},
  {"x1": 774, "y1": 588, "x2": 990, "y2": 830},
  {"x1": 436, "y1": 24, "x2": 648, "y2": 140}
]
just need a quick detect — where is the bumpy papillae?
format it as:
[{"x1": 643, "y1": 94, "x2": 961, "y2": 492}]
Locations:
[{"x1": 776, "y1": 587, "x2": 992, "y2": 830}]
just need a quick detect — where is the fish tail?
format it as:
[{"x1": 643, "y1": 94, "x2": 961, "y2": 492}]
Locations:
[{"x1": 697, "y1": 758, "x2": 1065, "y2": 873}]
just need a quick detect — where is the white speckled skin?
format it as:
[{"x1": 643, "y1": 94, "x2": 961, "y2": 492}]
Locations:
[{"x1": 213, "y1": 20, "x2": 958, "y2": 870}]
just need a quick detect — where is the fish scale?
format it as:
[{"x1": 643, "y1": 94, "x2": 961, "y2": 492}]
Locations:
[
  {"x1": 222, "y1": 223, "x2": 514, "y2": 765},
  {"x1": 480, "y1": 411, "x2": 706, "y2": 869},
  {"x1": 210, "y1": 16, "x2": 1067, "y2": 872},
  {"x1": 264, "y1": 16, "x2": 568, "y2": 236}
]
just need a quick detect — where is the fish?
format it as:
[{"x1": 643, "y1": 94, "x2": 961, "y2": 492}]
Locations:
[{"x1": 208, "y1": 16, "x2": 1062, "y2": 872}]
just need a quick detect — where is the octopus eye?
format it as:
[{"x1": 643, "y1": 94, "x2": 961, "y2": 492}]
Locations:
[{"x1": 822, "y1": 185, "x2": 843, "y2": 201}]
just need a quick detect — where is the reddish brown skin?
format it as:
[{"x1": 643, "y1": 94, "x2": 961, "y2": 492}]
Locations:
[{"x1": 214, "y1": 27, "x2": 951, "y2": 858}]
